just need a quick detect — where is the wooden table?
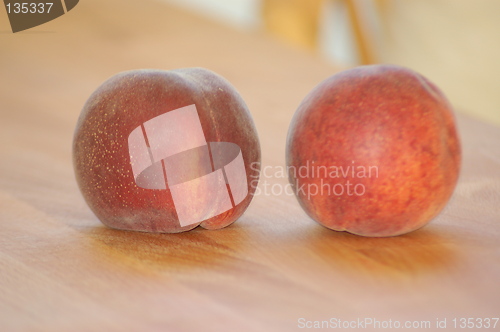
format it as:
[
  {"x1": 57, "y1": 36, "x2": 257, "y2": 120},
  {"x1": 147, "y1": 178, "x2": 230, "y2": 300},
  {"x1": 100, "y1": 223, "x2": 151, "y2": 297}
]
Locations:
[{"x1": 1, "y1": 1, "x2": 499, "y2": 331}]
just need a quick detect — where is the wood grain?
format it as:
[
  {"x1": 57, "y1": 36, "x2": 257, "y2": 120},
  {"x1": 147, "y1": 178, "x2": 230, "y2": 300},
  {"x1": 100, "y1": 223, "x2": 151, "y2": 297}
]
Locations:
[{"x1": 1, "y1": 0, "x2": 499, "y2": 331}]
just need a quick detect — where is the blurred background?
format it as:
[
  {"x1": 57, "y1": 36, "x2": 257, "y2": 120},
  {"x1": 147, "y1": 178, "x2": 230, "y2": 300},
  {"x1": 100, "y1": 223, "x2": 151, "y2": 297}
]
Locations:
[{"x1": 163, "y1": 0, "x2": 500, "y2": 126}]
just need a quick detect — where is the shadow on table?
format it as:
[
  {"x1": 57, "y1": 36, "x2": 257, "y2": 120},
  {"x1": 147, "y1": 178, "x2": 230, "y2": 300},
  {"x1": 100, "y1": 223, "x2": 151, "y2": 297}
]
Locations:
[
  {"x1": 294, "y1": 225, "x2": 459, "y2": 279},
  {"x1": 83, "y1": 216, "x2": 458, "y2": 281},
  {"x1": 83, "y1": 222, "x2": 251, "y2": 274}
]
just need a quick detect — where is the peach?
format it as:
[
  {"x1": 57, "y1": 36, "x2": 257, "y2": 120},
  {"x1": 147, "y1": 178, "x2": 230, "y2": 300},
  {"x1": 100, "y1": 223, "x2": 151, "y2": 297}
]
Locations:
[
  {"x1": 286, "y1": 65, "x2": 461, "y2": 237},
  {"x1": 73, "y1": 68, "x2": 261, "y2": 233}
]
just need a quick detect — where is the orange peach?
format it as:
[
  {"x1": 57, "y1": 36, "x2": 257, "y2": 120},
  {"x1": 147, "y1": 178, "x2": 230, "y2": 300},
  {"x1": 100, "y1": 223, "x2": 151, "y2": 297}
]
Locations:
[{"x1": 286, "y1": 65, "x2": 461, "y2": 237}]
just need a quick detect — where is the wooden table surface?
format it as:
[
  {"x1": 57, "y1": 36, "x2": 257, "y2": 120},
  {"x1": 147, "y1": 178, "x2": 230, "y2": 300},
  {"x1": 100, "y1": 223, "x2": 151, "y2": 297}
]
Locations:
[{"x1": 1, "y1": 1, "x2": 500, "y2": 331}]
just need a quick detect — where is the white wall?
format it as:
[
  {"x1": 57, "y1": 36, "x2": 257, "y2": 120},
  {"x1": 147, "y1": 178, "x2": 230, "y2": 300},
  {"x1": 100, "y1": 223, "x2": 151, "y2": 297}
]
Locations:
[
  {"x1": 159, "y1": 0, "x2": 360, "y2": 65},
  {"x1": 160, "y1": 0, "x2": 262, "y2": 29},
  {"x1": 159, "y1": 0, "x2": 500, "y2": 125}
]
